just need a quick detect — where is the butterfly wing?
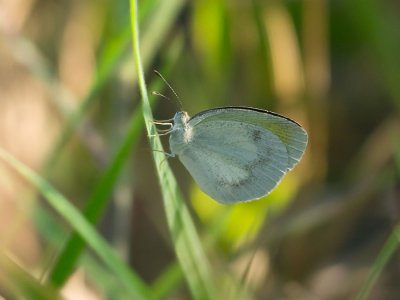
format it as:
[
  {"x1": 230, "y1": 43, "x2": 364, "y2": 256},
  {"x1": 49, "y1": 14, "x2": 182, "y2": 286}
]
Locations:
[
  {"x1": 171, "y1": 108, "x2": 307, "y2": 203},
  {"x1": 189, "y1": 107, "x2": 308, "y2": 171}
]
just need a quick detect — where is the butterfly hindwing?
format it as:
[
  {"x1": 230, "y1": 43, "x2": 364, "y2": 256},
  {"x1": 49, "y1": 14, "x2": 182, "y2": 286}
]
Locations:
[{"x1": 177, "y1": 120, "x2": 289, "y2": 203}]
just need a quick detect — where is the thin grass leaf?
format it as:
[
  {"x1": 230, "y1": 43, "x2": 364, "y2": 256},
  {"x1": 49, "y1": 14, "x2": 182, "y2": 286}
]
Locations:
[
  {"x1": 46, "y1": 92, "x2": 144, "y2": 287},
  {"x1": 46, "y1": 36, "x2": 183, "y2": 287},
  {"x1": 43, "y1": 27, "x2": 131, "y2": 170},
  {"x1": 35, "y1": 204, "x2": 131, "y2": 299},
  {"x1": 0, "y1": 148, "x2": 154, "y2": 300},
  {"x1": 44, "y1": 0, "x2": 159, "y2": 169},
  {"x1": 151, "y1": 262, "x2": 183, "y2": 299},
  {"x1": 23, "y1": 190, "x2": 117, "y2": 293},
  {"x1": 0, "y1": 252, "x2": 61, "y2": 300},
  {"x1": 355, "y1": 225, "x2": 400, "y2": 300},
  {"x1": 129, "y1": 1, "x2": 218, "y2": 299},
  {"x1": 46, "y1": 2, "x2": 186, "y2": 287},
  {"x1": 355, "y1": 138, "x2": 400, "y2": 300},
  {"x1": 45, "y1": 0, "x2": 186, "y2": 170}
]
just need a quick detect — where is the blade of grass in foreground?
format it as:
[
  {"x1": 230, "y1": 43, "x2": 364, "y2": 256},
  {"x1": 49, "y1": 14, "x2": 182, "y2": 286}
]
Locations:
[
  {"x1": 46, "y1": 92, "x2": 144, "y2": 287},
  {"x1": 44, "y1": 0, "x2": 159, "y2": 170},
  {"x1": 46, "y1": 0, "x2": 187, "y2": 287},
  {"x1": 35, "y1": 204, "x2": 133, "y2": 299},
  {"x1": 0, "y1": 252, "x2": 61, "y2": 300},
  {"x1": 355, "y1": 225, "x2": 400, "y2": 300},
  {"x1": 0, "y1": 148, "x2": 154, "y2": 300},
  {"x1": 129, "y1": 1, "x2": 218, "y2": 299},
  {"x1": 356, "y1": 144, "x2": 400, "y2": 300},
  {"x1": 45, "y1": 0, "x2": 185, "y2": 170},
  {"x1": 47, "y1": 36, "x2": 183, "y2": 287}
]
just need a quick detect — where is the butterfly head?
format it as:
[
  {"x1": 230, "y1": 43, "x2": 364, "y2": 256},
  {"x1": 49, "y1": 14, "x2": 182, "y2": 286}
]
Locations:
[
  {"x1": 173, "y1": 111, "x2": 190, "y2": 130},
  {"x1": 170, "y1": 111, "x2": 193, "y2": 155}
]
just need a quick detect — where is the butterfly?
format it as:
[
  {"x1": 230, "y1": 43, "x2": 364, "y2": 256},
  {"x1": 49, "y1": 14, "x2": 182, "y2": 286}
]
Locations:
[{"x1": 165, "y1": 106, "x2": 308, "y2": 204}]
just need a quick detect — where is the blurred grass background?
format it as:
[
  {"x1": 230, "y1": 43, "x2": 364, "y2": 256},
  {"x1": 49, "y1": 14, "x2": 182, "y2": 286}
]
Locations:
[{"x1": 0, "y1": 0, "x2": 399, "y2": 299}]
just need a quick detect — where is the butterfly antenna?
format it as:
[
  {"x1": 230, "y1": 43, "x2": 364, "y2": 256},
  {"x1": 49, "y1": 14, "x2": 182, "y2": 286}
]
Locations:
[
  {"x1": 154, "y1": 70, "x2": 183, "y2": 110},
  {"x1": 152, "y1": 91, "x2": 171, "y2": 101}
]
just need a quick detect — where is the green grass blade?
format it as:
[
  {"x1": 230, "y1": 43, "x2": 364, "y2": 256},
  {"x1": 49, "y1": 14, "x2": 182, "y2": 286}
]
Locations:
[
  {"x1": 43, "y1": 27, "x2": 130, "y2": 170},
  {"x1": 0, "y1": 148, "x2": 154, "y2": 300},
  {"x1": 355, "y1": 225, "x2": 400, "y2": 300},
  {"x1": 151, "y1": 262, "x2": 183, "y2": 299},
  {"x1": 45, "y1": 0, "x2": 186, "y2": 286},
  {"x1": 44, "y1": 0, "x2": 185, "y2": 171},
  {"x1": 35, "y1": 204, "x2": 133, "y2": 299},
  {"x1": 0, "y1": 252, "x2": 61, "y2": 300},
  {"x1": 47, "y1": 97, "x2": 144, "y2": 287},
  {"x1": 42, "y1": 21, "x2": 133, "y2": 287},
  {"x1": 46, "y1": 34, "x2": 183, "y2": 287},
  {"x1": 129, "y1": 1, "x2": 218, "y2": 299},
  {"x1": 44, "y1": 0, "x2": 158, "y2": 170}
]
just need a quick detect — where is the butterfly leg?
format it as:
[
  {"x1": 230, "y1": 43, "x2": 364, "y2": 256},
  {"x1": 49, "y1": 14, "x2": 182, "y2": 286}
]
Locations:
[
  {"x1": 152, "y1": 149, "x2": 175, "y2": 157},
  {"x1": 151, "y1": 149, "x2": 176, "y2": 167},
  {"x1": 148, "y1": 120, "x2": 174, "y2": 137},
  {"x1": 150, "y1": 120, "x2": 174, "y2": 126},
  {"x1": 151, "y1": 117, "x2": 175, "y2": 122},
  {"x1": 148, "y1": 130, "x2": 174, "y2": 137}
]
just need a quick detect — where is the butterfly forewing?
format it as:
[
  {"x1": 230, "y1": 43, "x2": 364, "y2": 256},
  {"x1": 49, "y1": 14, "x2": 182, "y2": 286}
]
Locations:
[{"x1": 189, "y1": 107, "x2": 308, "y2": 171}]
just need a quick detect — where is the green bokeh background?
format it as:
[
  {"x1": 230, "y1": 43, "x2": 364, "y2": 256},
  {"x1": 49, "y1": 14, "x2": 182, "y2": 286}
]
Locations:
[{"x1": 0, "y1": 0, "x2": 399, "y2": 299}]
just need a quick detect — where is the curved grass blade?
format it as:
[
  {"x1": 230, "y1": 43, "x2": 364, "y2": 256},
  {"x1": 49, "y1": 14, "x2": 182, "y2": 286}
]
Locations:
[
  {"x1": 46, "y1": 2, "x2": 186, "y2": 288},
  {"x1": 0, "y1": 148, "x2": 154, "y2": 300},
  {"x1": 0, "y1": 252, "x2": 61, "y2": 300},
  {"x1": 129, "y1": 0, "x2": 218, "y2": 299},
  {"x1": 46, "y1": 36, "x2": 183, "y2": 287},
  {"x1": 355, "y1": 225, "x2": 400, "y2": 300},
  {"x1": 44, "y1": 0, "x2": 159, "y2": 170}
]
